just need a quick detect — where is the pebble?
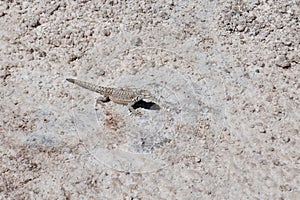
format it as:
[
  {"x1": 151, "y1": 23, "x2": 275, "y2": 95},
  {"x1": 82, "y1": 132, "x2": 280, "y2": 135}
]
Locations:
[
  {"x1": 131, "y1": 37, "x2": 143, "y2": 46},
  {"x1": 287, "y1": 52, "x2": 300, "y2": 64},
  {"x1": 275, "y1": 55, "x2": 291, "y2": 68},
  {"x1": 29, "y1": 17, "x2": 40, "y2": 28}
]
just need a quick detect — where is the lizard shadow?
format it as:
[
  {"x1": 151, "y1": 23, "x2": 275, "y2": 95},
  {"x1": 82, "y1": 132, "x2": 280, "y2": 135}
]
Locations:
[{"x1": 132, "y1": 100, "x2": 161, "y2": 111}]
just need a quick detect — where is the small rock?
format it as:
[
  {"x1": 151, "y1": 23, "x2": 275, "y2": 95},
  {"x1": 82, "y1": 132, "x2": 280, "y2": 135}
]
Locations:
[
  {"x1": 275, "y1": 55, "x2": 291, "y2": 68},
  {"x1": 287, "y1": 52, "x2": 300, "y2": 64},
  {"x1": 258, "y1": 61, "x2": 265, "y2": 68},
  {"x1": 29, "y1": 17, "x2": 40, "y2": 28},
  {"x1": 0, "y1": 11, "x2": 5, "y2": 17},
  {"x1": 68, "y1": 54, "x2": 79, "y2": 63},
  {"x1": 38, "y1": 50, "x2": 47, "y2": 57},
  {"x1": 275, "y1": 21, "x2": 284, "y2": 29},
  {"x1": 282, "y1": 136, "x2": 290, "y2": 143},
  {"x1": 237, "y1": 23, "x2": 246, "y2": 32},
  {"x1": 131, "y1": 37, "x2": 143, "y2": 46},
  {"x1": 259, "y1": 128, "x2": 266, "y2": 133},
  {"x1": 246, "y1": 12, "x2": 256, "y2": 23},
  {"x1": 96, "y1": 69, "x2": 105, "y2": 76},
  {"x1": 103, "y1": 28, "x2": 111, "y2": 36},
  {"x1": 282, "y1": 37, "x2": 292, "y2": 46}
]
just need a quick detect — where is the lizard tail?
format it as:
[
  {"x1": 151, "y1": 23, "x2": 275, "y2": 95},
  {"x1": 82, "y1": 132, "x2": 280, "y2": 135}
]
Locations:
[{"x1": 66, "y1": 78, "x2": 103, "y2": 93}]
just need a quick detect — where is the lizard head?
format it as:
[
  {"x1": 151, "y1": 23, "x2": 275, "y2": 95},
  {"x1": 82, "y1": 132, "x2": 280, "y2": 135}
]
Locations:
[{"x1": 139, "y1": 89, "x2": 159, "y2": 103}]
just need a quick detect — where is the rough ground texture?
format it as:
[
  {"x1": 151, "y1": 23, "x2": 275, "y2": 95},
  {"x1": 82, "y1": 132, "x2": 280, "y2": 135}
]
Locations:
[{"x1": 0, "y1": 0, "x2": 299, "y2": 199}]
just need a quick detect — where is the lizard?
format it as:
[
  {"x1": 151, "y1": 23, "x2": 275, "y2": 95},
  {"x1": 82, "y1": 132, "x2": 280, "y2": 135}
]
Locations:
[{"x1": 66, "y1": 78, "x2": 158, "y2": 115}]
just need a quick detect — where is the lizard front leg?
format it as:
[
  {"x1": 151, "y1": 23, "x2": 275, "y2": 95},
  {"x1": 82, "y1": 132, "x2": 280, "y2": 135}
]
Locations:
[
  {"x1": 128, "y1": 105, "x2": 141, "y2": 116},
  {"x1": 96, "y1": 95, "x2": 109, "y2": 105},
  {"x1": 127, "y1": 96, "x2": 142, "y2": 116}
]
